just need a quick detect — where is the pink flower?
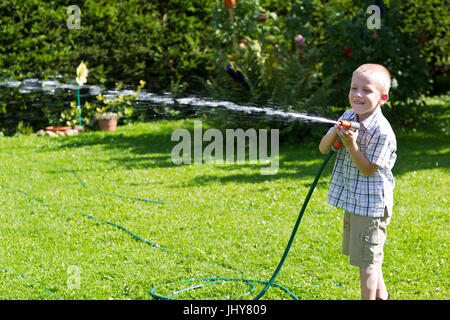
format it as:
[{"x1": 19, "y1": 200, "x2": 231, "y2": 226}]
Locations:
[{"x1": 294, "y1": 34, "x2": 305, "y2": 47}]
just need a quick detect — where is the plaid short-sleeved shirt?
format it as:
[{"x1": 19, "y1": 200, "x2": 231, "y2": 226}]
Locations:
[{"x1": 327, "y1": 108, "x2": 397, "y2": 217}]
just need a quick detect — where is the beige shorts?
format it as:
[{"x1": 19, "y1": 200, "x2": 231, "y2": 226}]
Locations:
[{"x1": 342, "y1": 209, "x2": 390, "y2": 269}]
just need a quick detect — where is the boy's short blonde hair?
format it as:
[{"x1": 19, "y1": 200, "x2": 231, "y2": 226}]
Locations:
[{"x1": 353, "y1": 63, "x2": 391, "y2": 96}]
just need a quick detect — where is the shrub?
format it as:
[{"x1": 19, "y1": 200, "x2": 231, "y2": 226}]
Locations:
[
  {"x1": 286, "y1": 0, "x2": 444, "y2": 128},
  {"x1": 0, "y1": 0, "x2": 214, "y2": 92},
  {"x1": 0, "y1": 0, "x2": 446, "y2": 135},
  {"x1": 204, "y1": 0, "x2": 442, "y2": 133},
  {"x1": 201, "y1": 0, "x2": 336, "y2": 141}
]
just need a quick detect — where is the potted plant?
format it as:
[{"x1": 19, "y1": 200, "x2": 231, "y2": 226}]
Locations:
[
  {"x1": 94, "y1": 110, "x2": 120, "y2": 132},
  {"x1": 94, "y1": 80, "x2": 146, "y2": 132},
  {"x1": 94, "y1": 93, "x2": 124, "y2": 132}
]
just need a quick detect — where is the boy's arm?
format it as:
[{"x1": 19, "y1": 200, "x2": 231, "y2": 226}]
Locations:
[
  {"x1": 337, "y1": 126, "x2": 378, "y2": 176},
  {"x1": 319, "y1": 125, "x2": 339, "y2": 154}
]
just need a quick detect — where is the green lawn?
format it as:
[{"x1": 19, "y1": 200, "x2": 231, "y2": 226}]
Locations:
[{"x1": 0, "y1": 99, "x2": 448, "y2": 300}]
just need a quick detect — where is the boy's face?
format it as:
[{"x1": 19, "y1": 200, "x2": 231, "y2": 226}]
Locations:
[{"x1": 348, "y1": 71, "x2": 388, "y2": 121}]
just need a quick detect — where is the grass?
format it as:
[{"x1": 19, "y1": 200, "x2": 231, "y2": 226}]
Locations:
[{"x1": 0, "y1": 96, "x2": 448, "y2": 300}]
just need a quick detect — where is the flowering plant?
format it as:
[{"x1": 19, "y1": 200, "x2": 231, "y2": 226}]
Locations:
[{"x1": 94, "y1": 80, "x2": 146, "y2": 120}]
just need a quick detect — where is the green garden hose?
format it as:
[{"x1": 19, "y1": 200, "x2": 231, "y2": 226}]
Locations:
[
  {"x1": 1, "y1": 150, "x2": 335, "y2": 300},
  {"x1": 252, "y1": 150, "x2": 335, "y2": 300},
  {"x1": 150, "y1": 150, "x2": 335, "y2": 300}
]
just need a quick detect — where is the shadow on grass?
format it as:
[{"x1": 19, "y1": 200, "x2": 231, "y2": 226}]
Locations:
[
  {"x1": 394, "y1": 134, "x2": 449, "y2": 177},
  {"x1": 50, "y1": 127, "x2": 177, "y2": 170},
  {"x1": 46, "y1": 123, "x2": 335, "y2": 182},
  {"x1": 42, "y1": 118, "x2": 449, "y2": 185}
]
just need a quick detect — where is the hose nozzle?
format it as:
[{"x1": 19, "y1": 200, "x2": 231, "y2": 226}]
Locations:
[
  {"x1": 338, "y1": 120, "x2": 360, "y2": 130},
  {"x1": 331, "y1": 121, "x2": 360, "y2": 151}
]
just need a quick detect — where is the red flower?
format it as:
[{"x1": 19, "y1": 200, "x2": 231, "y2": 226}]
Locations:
[
  {"x1": 344, "y1": 47, "x2": 353, "y2": 58},
  {"x1": 258, "y1": 13, "x2": 266, "y2": 22}
]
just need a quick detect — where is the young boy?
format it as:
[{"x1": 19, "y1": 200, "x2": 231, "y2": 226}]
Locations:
[{"x1": 319, "y1": 64, "x2": 397, "y2": 300}]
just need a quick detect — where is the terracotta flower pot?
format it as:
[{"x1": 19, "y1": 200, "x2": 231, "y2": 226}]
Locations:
[
  {"x1": 98, "y1": 118, "x2": 117, "y2": 132},
  {"x1": 224, "y1": 0, "x2": 236, "y2": 9}
]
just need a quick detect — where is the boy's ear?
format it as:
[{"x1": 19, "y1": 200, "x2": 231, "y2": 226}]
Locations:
[{"x1": 380, "y1": 94, "x2": 388, "y2": 105}]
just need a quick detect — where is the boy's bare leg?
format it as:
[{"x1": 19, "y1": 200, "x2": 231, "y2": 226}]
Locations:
[
  {"x1": 360, "y1": 267, "x2": 389, "y2": 300},
  {"x1": 376, "y1": 268, "x2": 389, "y2": 299},
  {"x1": 360, "y1": 267, "x2": 378, "y2": 300}
]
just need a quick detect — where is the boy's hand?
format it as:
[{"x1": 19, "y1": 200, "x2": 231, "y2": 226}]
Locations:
[
  {"x1": 336, "y1": 124, "x2": 378, "y2": 176},
  {"x1": 336, "y1": 125, "x2": 358, "y2": 149}
]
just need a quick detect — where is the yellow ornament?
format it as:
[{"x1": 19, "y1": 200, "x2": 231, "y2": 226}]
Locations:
[{"x1": 76, "y1": 61, "x2": 89, "y2": 86}]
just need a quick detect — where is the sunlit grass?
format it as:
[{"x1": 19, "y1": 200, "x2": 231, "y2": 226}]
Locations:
[{"x1": 0, "y1": 104, "x2": 448, "y2": 299}]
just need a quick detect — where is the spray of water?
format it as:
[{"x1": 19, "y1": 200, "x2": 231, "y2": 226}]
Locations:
[
  {"x1": 0, "y1": 78, "x2": 338, "y2": 126},
  {"x1": 172, "y1": 96, "x2": 337, "y2": 126}
]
